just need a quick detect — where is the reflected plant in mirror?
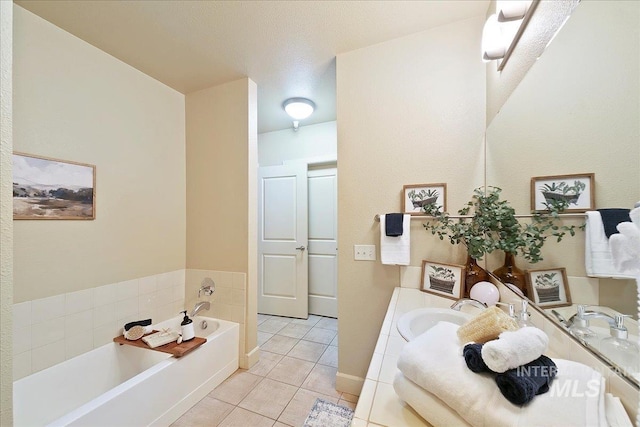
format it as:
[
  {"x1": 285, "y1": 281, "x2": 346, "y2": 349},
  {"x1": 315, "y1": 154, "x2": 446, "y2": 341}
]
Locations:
[
  {"x1": 423, "y1": 187, "x2": 582, "y2": 296},
  {"x1": 484, "y1": 0, "x2": 639, "y2": 387}
]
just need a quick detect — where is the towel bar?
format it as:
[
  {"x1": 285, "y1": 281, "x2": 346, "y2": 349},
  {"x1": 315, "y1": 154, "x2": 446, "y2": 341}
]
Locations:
[{"x1": 374, "y1": 213, "x2": 587, "y2": 222}]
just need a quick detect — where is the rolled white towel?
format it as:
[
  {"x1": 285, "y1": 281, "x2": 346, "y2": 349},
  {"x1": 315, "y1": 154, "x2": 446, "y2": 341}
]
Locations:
[{"x1": 481, "y1": 326, "x2": 548, "y2": 373}]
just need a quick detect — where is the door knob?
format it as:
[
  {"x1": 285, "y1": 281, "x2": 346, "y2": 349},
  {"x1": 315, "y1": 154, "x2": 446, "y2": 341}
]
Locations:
[{"x1": 295, "y1": 246, "x2": 306, "y2": 251}]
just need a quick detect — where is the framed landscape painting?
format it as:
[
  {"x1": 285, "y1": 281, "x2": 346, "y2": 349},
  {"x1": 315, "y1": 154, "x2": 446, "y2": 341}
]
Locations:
[{"x1": 13, "y1": 152, "x2": 96, "y2": 220}]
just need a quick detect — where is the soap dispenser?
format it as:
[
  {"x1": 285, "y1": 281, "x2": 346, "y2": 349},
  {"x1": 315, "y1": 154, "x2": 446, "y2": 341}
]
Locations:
[
  {"x1": 180, "y1": 311, "x2": 195, "y2": 342},
  {"x1": 517, "y1": 300, "x2": 534, "y2": 328},
  {"x1": 601, "y1": 314, "x2": 639, "y2": 372},
  {"x1": 568, "y1": 305, "x2": 597, "y2": 342}
]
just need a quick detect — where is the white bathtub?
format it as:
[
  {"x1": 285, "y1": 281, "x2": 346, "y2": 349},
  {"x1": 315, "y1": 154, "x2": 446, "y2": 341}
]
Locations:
[{"x1": 14, "y1": 316, "x2": 239, "y2": 427}]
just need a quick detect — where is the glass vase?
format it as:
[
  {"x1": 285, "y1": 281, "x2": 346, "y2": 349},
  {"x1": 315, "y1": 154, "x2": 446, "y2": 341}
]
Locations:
[
  {"x1": 464, "y1": 255, "x2": 489, "y2": 298},
  {"x1": 492, "y1": 252, "x2": 527, "y2": 297}
]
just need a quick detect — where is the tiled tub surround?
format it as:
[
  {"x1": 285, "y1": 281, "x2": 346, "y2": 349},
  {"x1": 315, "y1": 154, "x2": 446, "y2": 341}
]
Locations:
[
  {"x1": 185, "y1": 269, "x2": 248, "y2": 367},
  {"x1": 353, "y1": 287, "x2": 639, "y2": 426},
  {"x1": 12, "y1": 269, "x2": 186, "y2": 380},
  {"x1": 14, "y1": 315, "x2": 239, "y2": 426}
]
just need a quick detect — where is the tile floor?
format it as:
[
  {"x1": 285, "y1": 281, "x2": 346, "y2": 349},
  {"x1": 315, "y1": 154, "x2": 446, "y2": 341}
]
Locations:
[{"x1": 171, "y1": 314, "x2": 357, "y2": 427}]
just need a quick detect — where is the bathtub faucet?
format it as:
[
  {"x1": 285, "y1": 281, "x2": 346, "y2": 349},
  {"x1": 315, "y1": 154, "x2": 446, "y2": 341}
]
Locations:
[{"x1": 190, "y1": 301, "x2": 210, "y2": 318}]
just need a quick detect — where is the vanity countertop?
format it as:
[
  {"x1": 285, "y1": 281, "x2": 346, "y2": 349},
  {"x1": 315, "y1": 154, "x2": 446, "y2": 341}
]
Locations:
[
  {"x1": 351, "y1": 286, "x2": 638, "y2": 426},
  {"x1": 351, "y1": 287, "x2": 480, "y2": 427}
]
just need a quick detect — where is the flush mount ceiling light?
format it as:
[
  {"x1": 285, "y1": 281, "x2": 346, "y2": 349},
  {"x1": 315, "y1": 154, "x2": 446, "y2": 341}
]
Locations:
[
  {"x1": 497, "y1": 0, "x2": 532, "y2": 22},
  {"x1": 482, "y1": 14, "x2": 506, "y2": 61},
  {"x1": 283, "y1": 97, "x2": 315, "y2": 131},
  {"x1": 482, "y1": 0, "x2": 539, "y2": 71}
]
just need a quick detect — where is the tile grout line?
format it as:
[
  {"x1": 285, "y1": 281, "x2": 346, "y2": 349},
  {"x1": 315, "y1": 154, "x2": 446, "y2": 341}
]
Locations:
[{"x1": 173, "y1": 314, "x2": 345, "y2": 427}]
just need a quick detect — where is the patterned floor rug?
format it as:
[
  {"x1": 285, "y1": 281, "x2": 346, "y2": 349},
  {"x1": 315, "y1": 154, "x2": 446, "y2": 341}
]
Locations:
[{"x1": 303, "y1": 398, "x2": 355, "y2": 427}]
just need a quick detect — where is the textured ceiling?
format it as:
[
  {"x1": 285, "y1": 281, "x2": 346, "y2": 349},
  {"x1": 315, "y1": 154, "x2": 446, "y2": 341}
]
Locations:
[{"x1": 16, "y1": 0, "x2": 489, "y2": 133}]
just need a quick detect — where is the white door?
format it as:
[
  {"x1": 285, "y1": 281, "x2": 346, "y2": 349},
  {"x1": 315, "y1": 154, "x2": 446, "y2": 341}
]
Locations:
[
  {"x1": 308, "y1": 167, "x2": 338, "y2": 318},
  {"x1": 258, "y1": 164, "x2": 309, "y2": 318}
]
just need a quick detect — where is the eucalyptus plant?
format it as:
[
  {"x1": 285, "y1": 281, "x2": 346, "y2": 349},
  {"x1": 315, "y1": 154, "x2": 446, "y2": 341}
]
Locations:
[{"x1": 423, "y1": 187, "x2": 583, "y2": 263}]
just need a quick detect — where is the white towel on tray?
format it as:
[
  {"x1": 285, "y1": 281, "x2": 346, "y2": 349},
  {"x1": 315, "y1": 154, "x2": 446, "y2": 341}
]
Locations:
[
  {"x1": 380, "y1": 214, "x2": 410, "y2": 265},
  {"x1": 585, "y1": 211, "x2": 634, "y2": 279},
  {"x1": 397, "y1": 321, "x2": 608, "y2": 427}
]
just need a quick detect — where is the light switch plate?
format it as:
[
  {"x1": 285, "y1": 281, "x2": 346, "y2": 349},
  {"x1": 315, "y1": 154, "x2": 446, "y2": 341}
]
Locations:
[{"x1": 354, "y1": 245, "x2": 376, "y2": 261}]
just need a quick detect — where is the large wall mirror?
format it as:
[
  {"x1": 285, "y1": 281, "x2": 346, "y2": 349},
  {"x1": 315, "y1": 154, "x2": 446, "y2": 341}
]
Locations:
[{"x1": 486, "y1": 0, "x2": 639, "y2": 386}]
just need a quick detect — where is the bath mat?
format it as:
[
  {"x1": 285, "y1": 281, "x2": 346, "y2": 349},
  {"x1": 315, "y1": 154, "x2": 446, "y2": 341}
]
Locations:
[{"x1": 303, "y1": 398, "x2": 354, "y2": 427}]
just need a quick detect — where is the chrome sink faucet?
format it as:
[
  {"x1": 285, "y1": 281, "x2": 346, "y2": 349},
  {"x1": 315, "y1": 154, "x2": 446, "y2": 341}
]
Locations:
[
  {"x1": 450, "y1": 298, "x2": 487, "y2": 311},
  {"x1": 567, "y1": 308, "x2": 616, "y2": 328}
]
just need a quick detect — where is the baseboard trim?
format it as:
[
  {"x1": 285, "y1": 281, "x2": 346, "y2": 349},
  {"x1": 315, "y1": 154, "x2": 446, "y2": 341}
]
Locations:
[
  {"x1": 336, "y1": 372, "x2": 365, "y2": 396},
  {"x1": 242, "y1": 345, "x2": 260, "y2": 369}
]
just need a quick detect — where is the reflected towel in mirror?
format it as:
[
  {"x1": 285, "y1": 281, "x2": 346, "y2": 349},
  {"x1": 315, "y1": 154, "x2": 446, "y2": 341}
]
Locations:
[{"x1": 585, "y1": 211, "x2": 634, "y2": 279}]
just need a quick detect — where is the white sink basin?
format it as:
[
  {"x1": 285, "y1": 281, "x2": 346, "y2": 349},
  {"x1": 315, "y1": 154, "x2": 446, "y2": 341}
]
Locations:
[{"x1": 397, "y1": 308, "x2": 473, "y2": 341}]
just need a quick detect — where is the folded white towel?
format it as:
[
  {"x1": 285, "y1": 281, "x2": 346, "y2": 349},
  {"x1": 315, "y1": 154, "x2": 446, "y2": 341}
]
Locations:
[
  {"x1": 396, "y1": 321, "x2": 607, "y2": 426},
  {"x1": 481, "y1": 327, "x2": 548, "y2": 373},
  {"x1": 610, "y1": 207, "x2": 640, "y2": 276},
  {"x1": 585, "y1": 211, "x2": 634, "y2": 279},
  {"x1": 393, "y1": 372, "x2": 471, "y2": 427},
  {"x1": 604, "y1": 393, "x2": 633, "y2": 427},
  {"x1": 380, "y1": 214, "x2": 410, "y2": 265}
]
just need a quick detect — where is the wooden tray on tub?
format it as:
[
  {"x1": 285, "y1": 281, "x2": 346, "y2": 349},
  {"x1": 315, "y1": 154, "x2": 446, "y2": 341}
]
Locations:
[{"x1": 113, "y1": 331, "x2": 206, "y2": 358}]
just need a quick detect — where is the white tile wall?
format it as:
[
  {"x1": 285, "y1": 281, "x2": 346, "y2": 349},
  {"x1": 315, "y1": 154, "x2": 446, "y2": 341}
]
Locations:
[
  {"x1": 12, "y1": 269, "x2": 186, "y2": 380},
  {"x1": 185, "y1": 269, "x2": 246, "y2": 325},
  {"x1": 186, "y1": 269, "x2": 247, "y2": 367}
]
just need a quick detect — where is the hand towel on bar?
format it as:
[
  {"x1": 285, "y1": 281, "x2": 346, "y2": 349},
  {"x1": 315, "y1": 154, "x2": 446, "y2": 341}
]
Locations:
[
  {"x1": 380, "y1": 214, "x2": 410, "y2": 265},
  {"x1": 481, "y1": 326, "x2": 549, "y2": 373},
  {"x1": 393, "y1": 372, "x2": 472, "y2": 427},
  {"x1": 585, "y1": 211, "x2": 633, "y2": 279},
  {"x1": 396, "y1": 321, "x2": 607, "y2": 426},
  {"x1": 610, "y1": 207, "x2": 640, "y2": 276},
  {"x1": 597, "y1": 208, "x2": 630, "y2": 238},
  {"x1": 385, "y1": 213, "x2": 404, "y2": 236}
]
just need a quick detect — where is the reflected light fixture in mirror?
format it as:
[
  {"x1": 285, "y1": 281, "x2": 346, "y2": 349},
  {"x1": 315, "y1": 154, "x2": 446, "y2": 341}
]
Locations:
[
  {"x1": 283, "y1": 97, "x2": 315, "y2": 131},
  {"x1": 482, "y1": 0, "x2": 538, "y2": 70}
]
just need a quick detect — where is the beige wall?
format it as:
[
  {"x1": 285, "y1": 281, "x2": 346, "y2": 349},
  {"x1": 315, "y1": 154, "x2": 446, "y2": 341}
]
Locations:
[
  {"x1": 485, "y1": 0, "x2": 639, "y2": 315},
  {"x1": 185, "y1": 78, "x2": 258, "y2": 366},
  {"x1": 485, "y1": 0, "x2": 579, "y2": 125},
  {"x1": 258, "y1": 121, "x2": 337, "y2": 167},
  {"x1": 336, "y1": 16, "x2": 486, "y2": 384},
  {"x1": 186, "y1": 79, "x2": 251, "y2": 273},
  {"x1": 12, "y1": 6, "x2": 186, "y2": 303},
  {"x1": 0, "y1": 0, "x2": 13, "y2": 423}
]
